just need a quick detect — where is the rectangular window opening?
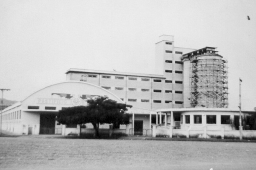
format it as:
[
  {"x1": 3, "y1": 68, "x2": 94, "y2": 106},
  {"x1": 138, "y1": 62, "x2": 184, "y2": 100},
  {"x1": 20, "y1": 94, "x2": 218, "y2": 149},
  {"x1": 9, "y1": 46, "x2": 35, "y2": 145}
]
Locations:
[
  {"x1": 115, "y1": 87, "x2": 123, "y2": 90},
  {"x1": 128, "y1": 77, "x2": 137, "y2": 81},
  {"x1": 141, "y1": 89, "x2": 150, "y2": 92},
  {"x1": 115, "y1": 76, "x2": 124, "y2": 80},
  {"x1": 102, "y1": 86, "x2": 111, "y2": 90},
  {"x1": 221, "y1": 115, "x2": 231, "y2": 124},
  {"x1": 194, "y1": 115, "x2": 202, "y2": 124},
  {"x1": 207, "y1": 115, "x2": 216, "y2": 124},
  {"x1": 175, "y1": 101, "x2": 183, "y2": 104},
  {"x1": 88, "y1": 74, "x2": 97, "y2": 78},
  {"x1": 28, "y1": 106, "x2": 39, "y2": 109},
  {"x1": 102, "y1": 75, "x2": 111, "y2": 79},
  {"x1": 165, "y1": 90, "x2": 172, "y2": 93},
  {"x1": 128, "y1": 99, "x2": 137, "y2": 102},
  {"x1": 165, "y1": 42, "x2": 172, "y2": 45},
  {"x1": 45, "y1": 107, "x2": 56, "y2": 110},
  {"x1": 165, "y1": 101, "x2": 172, "y2": 103},
  {"x1": 141, "y1": 99, "x2": 150, "y2": 103},
  {"x1": 175, "y1": 71, "x2": 183, "y2": 74},
  {"x1": 185, "y1": 115, "x2": 190, "y2": 124},
  {"x1": 153, "y1": 100, "x2": 161, "y2": 103},
  {"x1": 165, "y1": 70, "x2": 172, "y2": 73},
  {"x1": 175, "y1": 61, "x2": 183, "y2": 64},
  {"x1": 165, "y1": 80, "x2": 172, "y2": 83},
  {"x1": 175, "y1": 91, "x2": 183, "y2": 94},
  {"x1": 141, "y1": 78, "x2": 150, "y2": 81},
  {"x1": 175, "y1": 81, "x2": 183, "y2": 84},
  {"x1": 175, "y1": 51, "x2": 183, "y2": 54},
  {"x1": 165, "y1": 60, "x2": 172, "y2": 63},
  {"x1": 153, "y1": 79, "x2": 161, "y2": 82},
  {"x1": 166, "y1": 50, "x2": 172, "y2": 53},
  {"x1": 153, "y1": 90, "x2": 161, "y2": 93},
  {"x1": 128, "y1": 88, "x2": 136, "y2": 91}
]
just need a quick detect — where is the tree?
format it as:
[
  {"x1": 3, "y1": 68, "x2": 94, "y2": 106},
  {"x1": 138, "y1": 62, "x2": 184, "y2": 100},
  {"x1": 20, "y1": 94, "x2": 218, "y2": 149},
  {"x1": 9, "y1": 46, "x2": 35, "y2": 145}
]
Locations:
[{"x1": 57, "y1": 96, "x2": 131, "y2": 137}]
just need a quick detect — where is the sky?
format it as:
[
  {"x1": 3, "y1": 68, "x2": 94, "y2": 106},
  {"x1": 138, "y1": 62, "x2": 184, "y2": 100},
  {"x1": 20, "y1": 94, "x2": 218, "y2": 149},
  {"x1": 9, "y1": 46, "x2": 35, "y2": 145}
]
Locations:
[{"x1": 0, "y1": 0, "x2": 256, "y2": 110}]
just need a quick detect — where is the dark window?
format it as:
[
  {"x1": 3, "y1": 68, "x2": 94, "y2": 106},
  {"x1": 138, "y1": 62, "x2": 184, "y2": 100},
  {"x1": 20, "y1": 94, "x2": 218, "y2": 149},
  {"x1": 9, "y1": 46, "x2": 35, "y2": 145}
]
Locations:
[
  {"x1": 102, "y1": 75, "x2": 111, "y2": 79},
  {"x1": 153, "y1": 100, "x2": 161, "y2": 103},
  {"x1": 175, "y1": 81, "x2": 182, "y2": 84},
  {"x1": 175, "y1": 51, "x2": 183, "y2": 54},
  {"x1": 128, "y1": 88, "x2": 136, "y2": 91},
  {"x1": 141, "y1": 89, "x2": 150, "y2": 92},
  {"x1": 115, "y1": 76, "x2": 124, "y2": 80},
  {"x1": 28, "y1": 106, "x2": 39, "y2": 109},
  {"x1": 166, "y1": 42, "x2": 172, "y2": 45},
  {"x1": 45, "y1": 107, "x2": 56, "y2": 110},
  {"x1": 175, "y1": 71, "x2": 183, "y2": 74},
  {"x1": 175, "y1": 101, "x2": 183, "y2": 104},
  {"x1": 185, "y1": 115, "x2": 190, "y2": 124},
  {"x1": 154, "y1": 79, "x2": 161, "y2": 82},
  {"x1": 194, "y1": 115, "x2": 202, "y2": 124},
  {"x1": 128, "y1": 77, "x2": 137, "y2": 80},
  {"x1": 120, "y1": 98, "x2": 124, "y2": 101},
  {"x1": 153, "y1": 90, "x2": 161, "y2": 93},
  {"x1": 166, "y1": 50, "x2": 172, "y2": 53},
  {"x1": 115, "y1": 87, "x2": 123, "y2": 90},
  {"x1": 175, "y1": 61, "x2": 183, "y2": 64},
  {"x1": 165, "y1": 101, "x2": 172, "y2": 103},
  {"x1": 165, "y1": 70, "x2": 172, "y2": 73},
  {"x1": 221, "y1": 115, "x2": 231, "y2": 124},
  {"x1": 175, "y1": 91, "x2": 183, "y2": 94},
  {"x1": 128, "y1": 99, "x2": 137, "y2": 102},
  {"x1": 207, "y1": 115, "x2": 216, "y2": 124},
  {"x1": 141, "y1": 99, "x2": 150, "y2": 103},
  {"x1": 165, "y1": 90, "x2": 172, "y2": 93},
  {"x1": 88, "y1": 74, "x2": 97, "y2": 78},
  {"x1": 165, "y1": 60, "x2": 172, "y2": 63},
  {"x1": 141, "y1": 78, "x2": 150, "y2": 81},
  {"x1": 102, "y1": 86, "x2": 111, "y2": 90},
  {"x1": 62, "y1": 107, "x2": 68, "y2": 110},
  {"x1": 165, "y1": 80, "x2": 172, "y2": 83}
]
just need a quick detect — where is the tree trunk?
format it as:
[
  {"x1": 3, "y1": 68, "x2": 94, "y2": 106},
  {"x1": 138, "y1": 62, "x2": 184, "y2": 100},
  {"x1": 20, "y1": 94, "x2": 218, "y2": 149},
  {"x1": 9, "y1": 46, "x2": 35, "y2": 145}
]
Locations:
[{"x1": 92, "y1": 123, "x2": 100, "y2": 138}]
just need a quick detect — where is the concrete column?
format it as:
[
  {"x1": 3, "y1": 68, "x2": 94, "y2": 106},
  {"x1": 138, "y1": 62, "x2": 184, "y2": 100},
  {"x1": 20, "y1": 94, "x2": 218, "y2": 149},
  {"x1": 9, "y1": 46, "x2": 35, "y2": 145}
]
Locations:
[
  {"x1": 152, "y1": 125, "x2": 156, "y2": 137},
  {"x1": 169, "y1": 126, "x2": 173, "y2": 138},
  {"x1": 77, "y1": 124, "x2": 81, "y2": 137},
  {"x1": 171, "y1": 111, "x2": 174, "y2": 128},
  {"x1": 165, "y1": 113, "x2": 167, "y2": 127},
  {"x1": 62, "y1": 125, "x2": 66, "y2": 136},
  {"x1": 132, "y1": 113, "x2": 135, "y2": 135}
]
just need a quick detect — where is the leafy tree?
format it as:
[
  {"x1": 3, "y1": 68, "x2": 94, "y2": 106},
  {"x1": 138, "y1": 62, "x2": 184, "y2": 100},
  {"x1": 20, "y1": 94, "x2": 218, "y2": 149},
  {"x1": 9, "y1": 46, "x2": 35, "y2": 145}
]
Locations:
[{"x1": 57, "y1": 96, "x2": 131, "y2": 137}]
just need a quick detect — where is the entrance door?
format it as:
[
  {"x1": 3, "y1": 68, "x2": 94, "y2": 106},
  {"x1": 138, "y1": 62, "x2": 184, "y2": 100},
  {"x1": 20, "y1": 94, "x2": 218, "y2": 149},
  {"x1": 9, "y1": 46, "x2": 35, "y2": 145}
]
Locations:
[
  {"x1": 40, "y1": 114, "x2": 56, "y2": 134},
  {"x1": 134, "y1": 120, "x2": 143, "y2": 135}
]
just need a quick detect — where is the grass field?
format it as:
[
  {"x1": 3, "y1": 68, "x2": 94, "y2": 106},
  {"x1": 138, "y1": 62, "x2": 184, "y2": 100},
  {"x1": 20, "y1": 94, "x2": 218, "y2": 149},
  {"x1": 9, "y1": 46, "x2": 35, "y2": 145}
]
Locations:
[{"x1": 0, "y1": 136, "x2": 256, "y2": 170}]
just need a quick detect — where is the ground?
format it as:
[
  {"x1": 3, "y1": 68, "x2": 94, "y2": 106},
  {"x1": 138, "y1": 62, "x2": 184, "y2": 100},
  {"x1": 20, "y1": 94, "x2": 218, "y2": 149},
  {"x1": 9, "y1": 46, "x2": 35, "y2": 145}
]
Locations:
[{"x1": 0, "y1": 136, "x2": 256, "y2": 170}]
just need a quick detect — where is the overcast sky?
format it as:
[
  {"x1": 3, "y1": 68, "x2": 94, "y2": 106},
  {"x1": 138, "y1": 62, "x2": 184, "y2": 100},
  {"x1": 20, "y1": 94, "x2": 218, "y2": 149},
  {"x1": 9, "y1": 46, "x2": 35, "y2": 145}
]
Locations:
[{"x1": 0, "y1": 0, "x2": 256, "y2": 110}]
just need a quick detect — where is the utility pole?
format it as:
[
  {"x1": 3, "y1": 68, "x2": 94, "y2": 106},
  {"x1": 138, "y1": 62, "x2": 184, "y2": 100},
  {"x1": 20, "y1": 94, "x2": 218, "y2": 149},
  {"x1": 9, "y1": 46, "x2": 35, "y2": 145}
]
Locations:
[
  {"x1": 0, "y1": 88, "x2": 10, "y2": 136},
  {"x1": 238, "y1": 78, "x2": 242, "y2": 140}
]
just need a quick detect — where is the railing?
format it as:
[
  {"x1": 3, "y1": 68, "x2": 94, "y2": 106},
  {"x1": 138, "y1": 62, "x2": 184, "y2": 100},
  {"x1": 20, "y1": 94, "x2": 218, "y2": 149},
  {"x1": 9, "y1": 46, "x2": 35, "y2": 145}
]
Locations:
[{"x1": 129, "y1": 128, "x2": 152, "y2": 136}]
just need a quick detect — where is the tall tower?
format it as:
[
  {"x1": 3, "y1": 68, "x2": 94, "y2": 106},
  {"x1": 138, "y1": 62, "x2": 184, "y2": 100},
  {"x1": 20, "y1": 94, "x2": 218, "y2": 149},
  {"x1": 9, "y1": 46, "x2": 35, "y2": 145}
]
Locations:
[{"x1": 182, "y1": 47, "x2": 228, "y2": 108}]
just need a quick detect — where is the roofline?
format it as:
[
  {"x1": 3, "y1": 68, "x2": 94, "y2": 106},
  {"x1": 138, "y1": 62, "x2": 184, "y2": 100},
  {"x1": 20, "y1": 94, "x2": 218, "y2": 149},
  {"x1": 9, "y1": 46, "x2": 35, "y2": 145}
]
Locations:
[
  {"x1": 66, "y1": 68, "x2": 166, "y2": 79},
  {"x1": 156, "y1": 107, "x2": 256, "y2": 113}
]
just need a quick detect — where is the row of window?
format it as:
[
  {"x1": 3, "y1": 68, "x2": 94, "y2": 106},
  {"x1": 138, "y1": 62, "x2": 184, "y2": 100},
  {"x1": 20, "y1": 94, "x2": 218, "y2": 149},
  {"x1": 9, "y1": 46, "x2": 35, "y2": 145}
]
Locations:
[
  {"x1": 102, "y1": 86, "x2": 183, "y2": 94},
  {"x1": 165, "y1": 60, "x2": 183, "y2": 64},
  {"x1": 28, "y1": 106, "x2": 57, "y2": 110},
  {"x1": 3, "y1": 110, "x2": 21, "y2": 121},
  {"x1": 165, "y1": 70, "x2": 183, "y2": 74},
  {"x1": 127, "y1": 99, "x2": 183, "y2": 104},
  {"x1": 182, "y1": 115, "x2": 231, "y2": 125},
  {"x1": 165, "y1": 50, "x2": 183, "y2": 54}
]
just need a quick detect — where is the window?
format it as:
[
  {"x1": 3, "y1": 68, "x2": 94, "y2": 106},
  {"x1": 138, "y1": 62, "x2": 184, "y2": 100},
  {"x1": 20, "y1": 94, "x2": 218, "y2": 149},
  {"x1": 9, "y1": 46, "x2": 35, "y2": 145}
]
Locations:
[
  {"x1": 165, "y1": 70, "x2": 172, "y2": 73},
  {"x1": 115, "y1": 87, "x2": 123, "y2": 90},
  {"x1": 221, "y1": 115, "x2": 231, "y2": 124},
  {"x1": 128, "y1": 88, "x2": 136, "y2": 91},
  {"x1": 28, "y1": 106, "x2": 39, "y2": 109},
  {"x1": 165, "y1": 101, "x2": 172, "y2": 103},
  {"x1": 128, "y1": 77, "x2": 137, "y2": 80},
  {"x1": 153, "y1": 100, "x2": 161, "y2": 103},
  {"x1": 175, "y1": 61, "x2": 183, "y2": 64},
  {"x1": 183, "y1": 115, "x2": 190, "y2": 124},
  {"x1": 153, "y1": 79, "x2": 161, "y2": 82},
  {"x1": 165, "y1": 90, "x2": 172, "y2": 93},
  {"x1": 115, "y1": 76, "x2": 124, "y2": 80},
  {"x1": 175, "y1": 71, "x2": 183, "y2": 74},
  {"x1": 141, "y1": 78, "x2": 150, "y2": 81},
  {"x1": 128, "y1": 99, "x2": 137, "y2": 102},
  {"x1": 120, "y1": 98, "x2": 124, "y2": 101},
  {"x1": 165, "y1": 80, "x2": 172, "y2": 83},
  {"x1": 175, "y1": 81, "x2": 183, "y2": 84},
  {"x1": 88, "y1": 74, "x2": 97, "y2": 78},
  {"x1": 141, "y1": 89, "x2": 150, "y2": 92},
  {"x1": 45, "y1": 107, "x2": 56, "y2": 110},
  {"x1": 175, "y1": 101, "x2": 183, "y2": 104},
  {"x1": 194, "y1": 115, "x2": 202, "y2": 124},
  {"x1": 153, "y1": 90, "x2": 161, "y2": 93},
  {"x1": 207, "y1": 115, "x2": 216, "y2": 124},
  {"x1": 166, "y1": 50, "x2": 172, "y2": 53},
  {"x1": 165, "y1": 60, "x2": 172, "y2": 63},
  {"x1": 175, "y1": 91, "x2": 183, "y2": 94},
  {"x1": 102, "y1": 86, "x2": 111, "y2": 90},
  {"x1": 166, "y1": 42, "x2": 172, "y2": 45},
  {"x1": 102, "y1": 75, "x2": 111, "y2": 79},
  {"x1": 175, "y1": 51, "x2": 183, "y2": 54},
  {"x1": 141, "y1": 99, "x2": 150, "y2": 103}
]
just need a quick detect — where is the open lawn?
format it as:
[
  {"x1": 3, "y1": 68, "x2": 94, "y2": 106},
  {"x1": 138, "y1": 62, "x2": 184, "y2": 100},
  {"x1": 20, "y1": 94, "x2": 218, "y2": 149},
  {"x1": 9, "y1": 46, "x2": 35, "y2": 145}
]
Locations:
[{"x1": 0, "y1": 136, "x2": 256, "y2": 170}]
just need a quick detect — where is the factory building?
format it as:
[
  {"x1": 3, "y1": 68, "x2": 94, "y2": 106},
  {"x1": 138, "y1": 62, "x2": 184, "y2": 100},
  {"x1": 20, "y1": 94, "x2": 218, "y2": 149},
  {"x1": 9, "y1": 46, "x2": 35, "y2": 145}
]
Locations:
[{"x1": 1, "y1": 35, "x2": 254, "y2": 137}]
